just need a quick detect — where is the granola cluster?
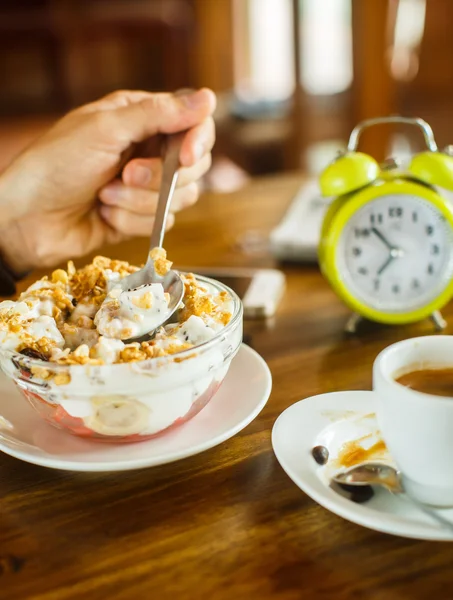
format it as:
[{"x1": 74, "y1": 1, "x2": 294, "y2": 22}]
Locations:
[
  {"x1": 0, "y1": 250, "x2": 233, "y2": 378},
  {"x1": 150, "y1": 247, "x2": 173, "y2": 277},
  {"x1": 69, "y1": 255, "x2": 138, "y2": 306}
]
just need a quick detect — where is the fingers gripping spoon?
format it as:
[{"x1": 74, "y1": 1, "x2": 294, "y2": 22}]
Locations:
[{"x1": 96, "y1": 133, "x2": 185, "y2": 341}]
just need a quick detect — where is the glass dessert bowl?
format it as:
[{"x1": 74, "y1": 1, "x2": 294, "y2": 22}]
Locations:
[{"x1": 0, "y1": 255, "x2": 243, "y2": 442}]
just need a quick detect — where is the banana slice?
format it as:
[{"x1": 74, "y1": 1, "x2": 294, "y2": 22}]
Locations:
[{"x1": 85, "y1": 396, "x2": 150, "y2": 436}]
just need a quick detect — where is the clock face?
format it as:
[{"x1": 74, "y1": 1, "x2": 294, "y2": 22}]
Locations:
[{"x1": 336, "y1": 193, "x2": 453, "y2": 313}]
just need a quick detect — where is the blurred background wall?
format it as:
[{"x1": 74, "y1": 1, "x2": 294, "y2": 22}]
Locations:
[{"x1": 0, "y1": 0, "x2": 451, "y2": 187}]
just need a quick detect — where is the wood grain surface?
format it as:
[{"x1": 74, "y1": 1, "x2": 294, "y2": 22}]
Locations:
[{"x1": 2, "y1": 173, "x2": 453, "y2": 600}]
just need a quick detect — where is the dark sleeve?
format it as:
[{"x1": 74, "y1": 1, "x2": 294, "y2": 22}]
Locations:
[{"x1": 0, "y1": 256, "x2": 21, "y2": 296}]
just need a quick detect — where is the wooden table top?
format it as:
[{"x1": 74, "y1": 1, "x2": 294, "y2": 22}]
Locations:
[{"x1": 2, "y1": 172, "x2": 453, "y2": 600}]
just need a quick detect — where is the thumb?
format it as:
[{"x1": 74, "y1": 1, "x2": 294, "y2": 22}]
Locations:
[{"x1": 108, "y1": 88, "x2": 216, "y2": 147}]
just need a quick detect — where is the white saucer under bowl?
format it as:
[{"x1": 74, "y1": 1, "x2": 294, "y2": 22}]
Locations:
[
  {"x1": 0, "y1": 344, "x2": 271, "y2": 472},
  {"x1": 272, "y1": 391, "x2": 453, "y2": 541}
]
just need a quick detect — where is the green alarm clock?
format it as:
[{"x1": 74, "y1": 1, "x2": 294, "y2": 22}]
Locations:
[{"x1": 318, "y1": 116, "x2": 453, "y2": 332}]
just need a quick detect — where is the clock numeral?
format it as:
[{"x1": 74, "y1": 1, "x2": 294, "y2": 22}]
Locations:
[
  {"x1": 426, "y1": 225, "x2": 434, "y2": 236},
  {"x1": 373, "y1": 279, "x2": 380, "y2": 291},
  {"x1": 428, "y1": 263, "x2": 434, "y2": 275},
  {"x1": 358, "y1": 267, "x2": 368, "y2": 276},
  {"x1": 392, "y1": 284, "x2": 400, "y2": 294},
  {"x1": 412, "y1": 211, "x2": 418, "y2": 223},
  {"x1": 352, "y1": 247, "x2": 362, "y2": 257},
  {"x1": 370, "y1": 214, "x2": 375, "y2": 225},
  {"x1": 431, "y1": 244, "x2": 440, "y2": 255},
  {"x1": 354, "y1": 228, "x2": 370, "y2": 238},
  {"x1": 389, "y1": 207, "x2": 403, "y2": 218},
  {"x1": 412, "y1": 278, "x2": 421, "y2": 289},
  {"x1": 377, "y1": 214, "x2": 383, "y2": 224}
]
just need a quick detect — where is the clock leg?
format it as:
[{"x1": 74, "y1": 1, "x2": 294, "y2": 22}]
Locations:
[
  {"x1": 345, "y1": 313, "x2": 362, "y2": 334},
  {"x1": 430, "y1": 311, "x2": 447, "y2": 331}
]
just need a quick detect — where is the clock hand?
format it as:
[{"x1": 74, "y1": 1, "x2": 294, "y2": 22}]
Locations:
[
  {"x1": 371, "y1": 227, "x2": 394, "y2": 251},
  {"x1": 376, "y1": 247, "x2": 404, "y2": 275},
  {"x1": 377, "y1": 254, "x2": 395, "y2": 276},
  {"x1": 371, "y1": 227, "x2": 405, "y2": 276}
]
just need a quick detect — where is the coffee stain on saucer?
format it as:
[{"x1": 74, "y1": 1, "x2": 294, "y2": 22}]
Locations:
[
  {"x1": 321, "y1": 411, "x2": 377, "y2": 424},
  {"x1": 359, "y1": 412, "x2": 376, "y2": 421},
  {"x1": 335, "y1": 435, "x2": 388, "y2": 469},
  {"x1": 321, "y1": 410, "x2": 358, "y2": 422}
]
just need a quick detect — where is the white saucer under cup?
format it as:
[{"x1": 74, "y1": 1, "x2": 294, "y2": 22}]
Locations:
[
  {"x1": 272, "y1": 390, "x2": 453, "y2": 541},
  {"x1": 0, "y1": 344, "x2": 271, "y2": 472}
]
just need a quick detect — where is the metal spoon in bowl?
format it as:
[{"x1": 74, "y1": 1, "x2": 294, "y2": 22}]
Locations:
[
  {"x1": 96, "y1": 133, "x2": 185, "y2": 341},
  {"x1": 332, "y1": 463, "x2": 453, "y2": 533}
]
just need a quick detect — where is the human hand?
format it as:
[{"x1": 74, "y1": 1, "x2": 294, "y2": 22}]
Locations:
[{"x1": 0, "y1": 88, "x2": 216, "y2": 273}]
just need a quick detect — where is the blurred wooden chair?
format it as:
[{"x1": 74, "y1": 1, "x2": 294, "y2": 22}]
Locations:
[
  {"x1": 0, "y1": 0, "x2": 71, "y2": 113},
  {"x1": 350, "y1": 0, "x2": 397, "y2": 159},
  {"x1": 52, "y1": 0, "x2": 195, "y2": 106},
  {"x1": 0, "y1": 0, "x2": 196, "y2": 113}
]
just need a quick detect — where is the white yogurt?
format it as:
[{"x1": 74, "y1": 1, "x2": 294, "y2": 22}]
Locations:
[
  {"x1": 94, "y1": 283, "x2": 172, "y2": 340},
  {"x1": 162, "y1": 315, "x2": 218, "y2": 346},
  {"x1": 0, "y1": 300, "x2": 65, "y2": 351}
]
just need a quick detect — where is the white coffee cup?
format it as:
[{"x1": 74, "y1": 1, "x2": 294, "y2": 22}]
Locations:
[{"x1": 373, "y1": 335, "x2": 453, "y2": 507}]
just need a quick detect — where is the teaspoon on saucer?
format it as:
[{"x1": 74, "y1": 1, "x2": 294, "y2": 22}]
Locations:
[{"x1": 332, "y1": 462, "x2": 453, "y2": 533}]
